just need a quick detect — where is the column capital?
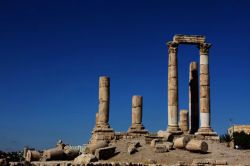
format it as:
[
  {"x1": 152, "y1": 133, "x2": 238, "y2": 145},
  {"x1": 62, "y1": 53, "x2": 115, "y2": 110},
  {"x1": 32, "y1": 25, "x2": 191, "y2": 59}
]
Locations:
[
  {"x1": 199, "y1": 43, "x2": 211, "y2": 55},
  {"x1": 167, "y1": 41, "x2": 178, "y2": 54}
]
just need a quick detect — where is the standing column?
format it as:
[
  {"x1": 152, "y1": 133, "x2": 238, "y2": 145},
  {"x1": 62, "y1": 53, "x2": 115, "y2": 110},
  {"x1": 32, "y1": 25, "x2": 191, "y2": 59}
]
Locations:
[
  {"x1": 132, "y1": 95, "x2": 142, "y2": 125},
  {"x1": 98, "y1": 76, "x2": 110, "y2": 128},
  {"x1": 189, "y1": 62, "x2": 199, "y2": 134},
  {"x1": 132, "y1": 96, "x2": 142, "y2": 126},
  {"x1": 128, "y1": 96, "x2": 148, "y2": 134},
  {"x1": 197, "y1": 43, "x2": 216, "y2": 135},
  {"x1": 167, "y1": 42, "x2": 182, "y2": 134},
  {"x1": 179, "y1": 109, "x2": 189, "y2": 133}
]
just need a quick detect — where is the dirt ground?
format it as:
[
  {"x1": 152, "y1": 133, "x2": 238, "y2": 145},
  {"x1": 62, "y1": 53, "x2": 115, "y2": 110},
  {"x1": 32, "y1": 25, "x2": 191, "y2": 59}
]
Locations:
[{"x1": 102, "y1": 138, "x2": 250, "y2": 165}]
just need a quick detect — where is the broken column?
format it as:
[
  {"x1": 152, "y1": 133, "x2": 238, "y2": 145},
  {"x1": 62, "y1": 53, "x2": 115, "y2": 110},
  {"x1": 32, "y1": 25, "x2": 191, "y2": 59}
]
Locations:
[
  {"x1": 97, "y1": 76, "x2": 110, "y2": 128},
  {"x1": 128, "y1": 95, "x2": 148, "y2": 134},
  {"x1": 189, "y1": 62, "x2": 199, "y2": 134},
  {"x1": 179, "y1": 109, "x2": 189, "y2": 133},
  {"x1": 167, "y1": 41, "x2": 182, "y2": 134},
  {"x1": 90, "y1": 76, "x2": 114, "y2": 143},
  {"x1": 196, "y1": 43, "x2": 217, "y2": 136}
]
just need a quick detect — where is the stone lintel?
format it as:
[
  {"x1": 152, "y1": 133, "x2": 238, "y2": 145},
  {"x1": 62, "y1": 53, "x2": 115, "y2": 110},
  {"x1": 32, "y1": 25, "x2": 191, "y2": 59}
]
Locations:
[{"x1": 173, "y1": 34, "x2": 205, "y2": 44}]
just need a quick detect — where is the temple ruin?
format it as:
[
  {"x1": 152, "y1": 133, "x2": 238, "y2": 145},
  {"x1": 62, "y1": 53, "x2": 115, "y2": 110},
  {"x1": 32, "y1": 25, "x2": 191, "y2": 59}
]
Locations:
[
  {"x1": 90, "y1": 76, "x2": 115, "y2": 143},
  {"x1": 9, "y1": 35, "x2": 230, "y2": 166},
  {"x1": 166, "y1": 35, "x2": 218, "y2": 137},
  {"x1": 88, "y1": 34, "x2": 218, "y2": 141}
]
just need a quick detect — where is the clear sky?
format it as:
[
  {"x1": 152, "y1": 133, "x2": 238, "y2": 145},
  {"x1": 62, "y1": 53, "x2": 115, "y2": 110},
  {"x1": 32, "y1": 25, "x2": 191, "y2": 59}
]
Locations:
[{"x1": 0, "y1": 0, "x2": 250, "y2": 151}]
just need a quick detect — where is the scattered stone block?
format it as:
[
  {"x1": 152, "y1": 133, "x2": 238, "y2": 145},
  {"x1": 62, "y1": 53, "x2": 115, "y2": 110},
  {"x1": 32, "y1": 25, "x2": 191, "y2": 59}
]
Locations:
[
  {"x1": 95, "y1": 146, "x2": 116, "y2": 160},
  {"x1": 85, "y1": 140, "x2": 108, "y2": 154},
  {"x1": 25, "y1": 150, "x2": 41, "y2": 162},
  {"x1": 64, "y1": 148, "x2": 80, "y2": 160},
  {"x1": 154, "y1": 144, "x2": 168, "y2": 153},
  {"x1": 176, "y1": 161, "x2": 188, "y2": 166},
  {"x1": 56, "y1": 139, "x2": 66, "y2": 150},
  {"x1": 144, "y1": 159, "x2": 157, "y2": 164},
  {"x1": 185, "y1": 139, "x2": 208, "y2": 153},
  {"x1": 173, "y1": 136, "x2": 191, "y2": 149},
  {"x1": 157, "y1": 130, "x2": 174, "y2": 141},
  {"x1": 128, "y1": 144, "x2": 137, "y2": 155},
  {"x1": 192, "y1": 159, "x2": 215, "y2": 165},
  {"x1": 150, "y1": 139, "x2": 160, "y2": 147},
  {"x1": 42, "y1": 148, "x2": 65, "y2": 161},
  {"x1": 164, "y1": 142, "x2": 174, "y2": 150},
  {"x1": 131, "y1": 141, "x2": 141, "y2": 148},
  {"x1": 215, "y1": 160, "x2": 228, "y2": 165},
  {"x1": 73, "y1": 153, "x2": 97, "y2": 165}
]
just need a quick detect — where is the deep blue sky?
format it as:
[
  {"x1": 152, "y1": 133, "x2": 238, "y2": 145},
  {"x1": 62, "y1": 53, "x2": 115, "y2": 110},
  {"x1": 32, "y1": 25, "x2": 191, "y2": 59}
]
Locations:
[{"x1": 0, "y1": 0, "x2": 250, "y2": 151}]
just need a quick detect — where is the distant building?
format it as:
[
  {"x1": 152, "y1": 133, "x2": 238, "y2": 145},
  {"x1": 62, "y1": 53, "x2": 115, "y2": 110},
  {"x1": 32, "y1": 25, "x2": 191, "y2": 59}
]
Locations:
[{"x1": 228, "y1": 125, "x2": 250, "y2": 136}]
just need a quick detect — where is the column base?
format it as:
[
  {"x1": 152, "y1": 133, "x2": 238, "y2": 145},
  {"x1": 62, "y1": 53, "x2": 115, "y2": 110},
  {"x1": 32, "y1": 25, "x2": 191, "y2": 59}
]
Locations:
[
  {"x1": 195, "y1": 127, "x2": 219, "y2": 140},
  {"x1": 167, "y1": 125, "x2": 183, "y2": 135},
  {"x1": 188, "y1": 128, "x2": 199, "y2": 134},
  {"x1": 128, "y1": 124, "x2": 149, "y2": 135},
  {"x1": 90, "y1": 124, "x2": 115, "y2": 143}
]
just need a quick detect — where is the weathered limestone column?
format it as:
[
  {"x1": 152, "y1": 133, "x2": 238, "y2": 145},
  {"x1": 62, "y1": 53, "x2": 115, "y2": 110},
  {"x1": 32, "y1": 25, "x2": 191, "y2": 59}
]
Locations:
[
  {"x1": 95, "y1": 113, "x2": 99, "y2": 126},
  {"x1": 90, "y1": 76, "x2": 114, "y2": 143},
  {"x1": 167, "y1": 42, "x2": 182, "y2": 134},
  {"x1": 128, "y1": 96, "x2": 148, "y2": 134},
  {"x1": 97, "y1": 76, "x2": 110, "y2": 128},
  {"x1": 189, "y1": 62, "x2": 199, "y2": 134},
  {"x1": 132, "y1": 96, "x2": 142, "y2": 125},
  {"x1": 179, "y1": 109, "x2": 189, "y2": 133},
  {"x1": 196, "y1": 43, "x2": 217, "y2": 136}
]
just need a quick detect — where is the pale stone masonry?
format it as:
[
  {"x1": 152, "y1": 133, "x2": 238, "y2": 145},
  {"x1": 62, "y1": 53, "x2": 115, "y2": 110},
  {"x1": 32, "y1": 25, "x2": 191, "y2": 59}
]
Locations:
[
  {"x1": 166, "y1": 42, "x2": 182, "y2": 134},
  {"x1": 173, "y1": 34, "x2": 205, "y2": 44},
  {"x1": 97, "y1": 76, "x2": 110, "y2": 128},
  {"x1": 179, "y1": 109, "x2": 189, "y2": 133},
  {"x1": 167, "y1": 35, "x2": 217, "y2": 138},
  {"x1": 89, "y1": 35, "x2": 218, "y2": 143},
  {"x1": 196, "y1": 43, "x2": 217, "y2": 136},
  {"x1": 90, "y1": 76, "x2": 115, "y2": 143},
  {"x1": 189, "y1": 62, "x2": 199, "y2": 134},
  {"x1": 128, "y1": 96, "x2": 148, "y2": 134}
]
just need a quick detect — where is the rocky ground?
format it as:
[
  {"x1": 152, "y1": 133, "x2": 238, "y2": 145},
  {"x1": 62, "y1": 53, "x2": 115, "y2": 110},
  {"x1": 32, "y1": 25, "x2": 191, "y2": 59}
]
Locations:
[
  {"x1": 102, "y1": 138, "x2": 250, "y2": 165},
  {"x1": 7, "y1": 137, "x2": 250, "y2": 166}
]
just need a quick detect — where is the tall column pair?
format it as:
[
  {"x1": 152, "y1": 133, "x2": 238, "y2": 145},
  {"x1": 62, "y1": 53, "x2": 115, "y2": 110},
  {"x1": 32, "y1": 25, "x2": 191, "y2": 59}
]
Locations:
[{"x1": 166, "y1": 42, "x2": 216, "y2": 136}]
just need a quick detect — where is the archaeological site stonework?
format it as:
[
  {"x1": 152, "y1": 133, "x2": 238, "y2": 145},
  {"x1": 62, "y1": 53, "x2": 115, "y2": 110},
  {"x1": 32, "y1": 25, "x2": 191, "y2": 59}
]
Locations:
[
  {"x1": 9, "y1": 35, "x2": 230, "y2": 166},
  {"x1": 87, "y1": 35, "x2": 218, "y2": 145},
  {"x1": 166, "y1": 35, "x2": 218, "y2": 138},
  {"x1": 90, "y1": 76, "x2": 115, "y2": 143},
  {"x1": 128, "y1": 96, "x2": 148, "y2": 134}
]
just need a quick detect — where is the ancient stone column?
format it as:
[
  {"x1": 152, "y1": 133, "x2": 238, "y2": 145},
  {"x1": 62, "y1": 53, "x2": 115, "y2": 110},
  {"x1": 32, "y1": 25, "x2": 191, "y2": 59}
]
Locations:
[
  {"x1": 128, "y1": 95, "x2": 148, "y2": 134},
  {"x1": 90, "y1": 76, "x2": 114, "y2": 143},
  {"x1": 179, "y1": 109, "x2": 189, "y2": 133},
  {"x1": 132, "y1": 95, "x2": 142, "y2": 125},
  {"x1": 189, "y1": 62, "x2": 199, "y2": 134},
  {"x1": 98, "y1": 76, "x2": 110, "y2": 128},
  {"x1": 95, "y1": 113, "x2": 99, "y2": 126},
  {"x1": 196, "y1": 43, "x2": 216, "y2": 135},
  {"x1": 167, "y1": 42, "x2": 182, "y2": 134}
]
